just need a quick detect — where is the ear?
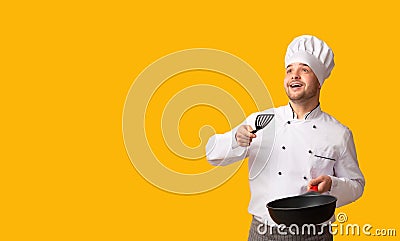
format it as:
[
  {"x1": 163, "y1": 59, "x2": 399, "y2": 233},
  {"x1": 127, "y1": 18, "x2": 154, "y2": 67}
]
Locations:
[{"x1": 315, "y1": 77, "x2": 322, "y2": 89}]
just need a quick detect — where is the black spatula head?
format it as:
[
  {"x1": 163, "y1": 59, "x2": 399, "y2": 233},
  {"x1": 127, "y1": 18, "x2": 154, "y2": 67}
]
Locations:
[{"x1": 251, "y1": 114, "x2": 274, "y2": 133}]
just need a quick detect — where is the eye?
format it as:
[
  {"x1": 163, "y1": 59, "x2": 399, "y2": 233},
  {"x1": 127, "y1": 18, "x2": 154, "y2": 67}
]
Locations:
[
  {"x1": 286, "y1": 69, "x2": 292, "y2": 74},
  {"x1": 302, "y1": 68, "x2": 309, "y2": 73}
]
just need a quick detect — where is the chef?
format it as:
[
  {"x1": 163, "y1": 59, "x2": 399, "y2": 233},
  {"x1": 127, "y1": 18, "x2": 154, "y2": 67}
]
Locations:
[{"x1": 205, "y1": 35, "x2": 365, "y2": 240}]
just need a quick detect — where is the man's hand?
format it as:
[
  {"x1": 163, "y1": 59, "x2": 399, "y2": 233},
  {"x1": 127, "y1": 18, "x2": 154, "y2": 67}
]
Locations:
[
  {"x1": 308, "y1": 175, "x2": 332, "y2": 193},
  {"x1": 235, "y1": 125, "x2": 256, "y2": 147}
]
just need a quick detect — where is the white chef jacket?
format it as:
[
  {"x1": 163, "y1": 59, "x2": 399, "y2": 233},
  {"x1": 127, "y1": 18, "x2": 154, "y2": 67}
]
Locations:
[{"x1": 205, "y1": 104, "x2": 365, "y2": 225}]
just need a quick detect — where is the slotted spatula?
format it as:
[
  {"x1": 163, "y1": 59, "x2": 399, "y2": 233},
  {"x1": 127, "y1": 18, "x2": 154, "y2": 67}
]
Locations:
[{"x1": 251, "y1": 114, "x2": 274, "y2": 133}]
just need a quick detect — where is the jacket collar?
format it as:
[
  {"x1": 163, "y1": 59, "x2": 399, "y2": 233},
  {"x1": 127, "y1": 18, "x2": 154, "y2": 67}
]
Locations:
[{"x1": 286, "y1": 103, "x2": 322, "y2": 120}]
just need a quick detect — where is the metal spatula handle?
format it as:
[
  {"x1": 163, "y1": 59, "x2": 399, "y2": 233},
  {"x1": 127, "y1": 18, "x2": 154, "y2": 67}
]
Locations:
[{"x1": 251, "y1": 114, "x2": 274, "y2": 133}]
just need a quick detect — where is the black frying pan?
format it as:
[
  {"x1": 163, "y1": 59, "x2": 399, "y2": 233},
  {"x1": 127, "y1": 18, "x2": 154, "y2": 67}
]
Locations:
[{"x1": 266, "y1": 186, "x2": 337, "y2": 226}]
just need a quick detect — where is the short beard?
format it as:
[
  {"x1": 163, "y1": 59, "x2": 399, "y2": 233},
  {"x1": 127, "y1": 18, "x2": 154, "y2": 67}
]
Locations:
[{"x1": 286, "y1": 87, "x2": 319, "y2": 104}]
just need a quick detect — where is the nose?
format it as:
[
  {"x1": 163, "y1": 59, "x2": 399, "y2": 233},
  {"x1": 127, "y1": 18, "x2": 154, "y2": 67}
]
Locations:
[{"x1": 291, "y1": 74, "x2": 300, "y2": 80}]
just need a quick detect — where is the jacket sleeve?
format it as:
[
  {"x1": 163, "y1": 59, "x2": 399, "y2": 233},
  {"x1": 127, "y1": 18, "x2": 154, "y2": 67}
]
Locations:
[
  {"x1": 329, "y1": 130, "x2": 365, "y2": 207},
  {"x1": 205, "y1": 116, "x2": 255, "y2": 166}
]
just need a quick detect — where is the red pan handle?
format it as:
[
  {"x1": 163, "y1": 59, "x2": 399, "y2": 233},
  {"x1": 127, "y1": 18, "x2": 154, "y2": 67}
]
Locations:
[{"x1": 310, "y1": 185, "x2": 318, "y2": 192}]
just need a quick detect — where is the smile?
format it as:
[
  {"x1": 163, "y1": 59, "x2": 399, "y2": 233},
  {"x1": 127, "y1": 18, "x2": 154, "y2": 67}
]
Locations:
[{"x1": 289, "y1": 82, "x2": 304, "y2": 88}]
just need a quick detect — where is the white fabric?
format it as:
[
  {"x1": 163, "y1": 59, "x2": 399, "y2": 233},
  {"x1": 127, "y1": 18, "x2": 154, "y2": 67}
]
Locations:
[
  {"x1": 206, "y1": 104, "x2": 365, "y2": 225},
  {"x1": 285, "y1": 35, "x2": 335, "y2": 85}
]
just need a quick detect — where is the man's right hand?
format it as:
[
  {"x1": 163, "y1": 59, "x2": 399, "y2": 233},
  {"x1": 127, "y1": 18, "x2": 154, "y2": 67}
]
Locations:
[{"x1": 235, "y1": 125, "x2": 256, "y2": 147}]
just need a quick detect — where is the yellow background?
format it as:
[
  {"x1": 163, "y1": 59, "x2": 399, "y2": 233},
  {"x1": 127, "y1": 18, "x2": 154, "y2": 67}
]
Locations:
[{"x1": 1, "y1": 0, "x2": 399, "y2": 240}]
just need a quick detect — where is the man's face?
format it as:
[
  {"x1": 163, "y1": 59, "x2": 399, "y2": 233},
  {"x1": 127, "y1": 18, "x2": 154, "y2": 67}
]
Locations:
[{"x1": 284, "y1": 62, "x2": 320, "y2": 103}]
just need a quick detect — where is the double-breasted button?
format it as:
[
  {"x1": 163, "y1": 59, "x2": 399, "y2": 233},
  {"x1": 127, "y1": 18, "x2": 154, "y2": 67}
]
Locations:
[
  {"x1": 278, "y1": 172, "x2": 282, "y2": 175},
  {"x1": 282, "y1": 146, "x2": 286, "y2": 150},
  {"x1": 287, "y1": 121, "x2": 291, "y2": 124},
  {"x1": 303, "y1": 176, "x2": 308, "y2": 180},
  {"x1": 308, "y1": 150, "x2": 312, "y2": 154},
  {"x1": 313, "y1": 125, "x2": 317, "y2": 129}
]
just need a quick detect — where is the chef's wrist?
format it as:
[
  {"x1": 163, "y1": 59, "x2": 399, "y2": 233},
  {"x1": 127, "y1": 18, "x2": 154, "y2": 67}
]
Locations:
[{"x1": 232, "y1": 131, "x2": 241, "y2": 149}]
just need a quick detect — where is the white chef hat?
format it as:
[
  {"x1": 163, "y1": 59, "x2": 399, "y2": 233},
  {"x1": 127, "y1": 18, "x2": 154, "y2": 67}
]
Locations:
[{"x1": 285, "y1": 35, "x2": 335, "y2": 86}]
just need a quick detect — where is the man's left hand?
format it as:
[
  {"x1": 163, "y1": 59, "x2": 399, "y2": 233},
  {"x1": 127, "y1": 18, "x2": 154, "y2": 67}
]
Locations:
[{"x1": 308, "y1": 175, "x2": 332, "y2": 193}]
